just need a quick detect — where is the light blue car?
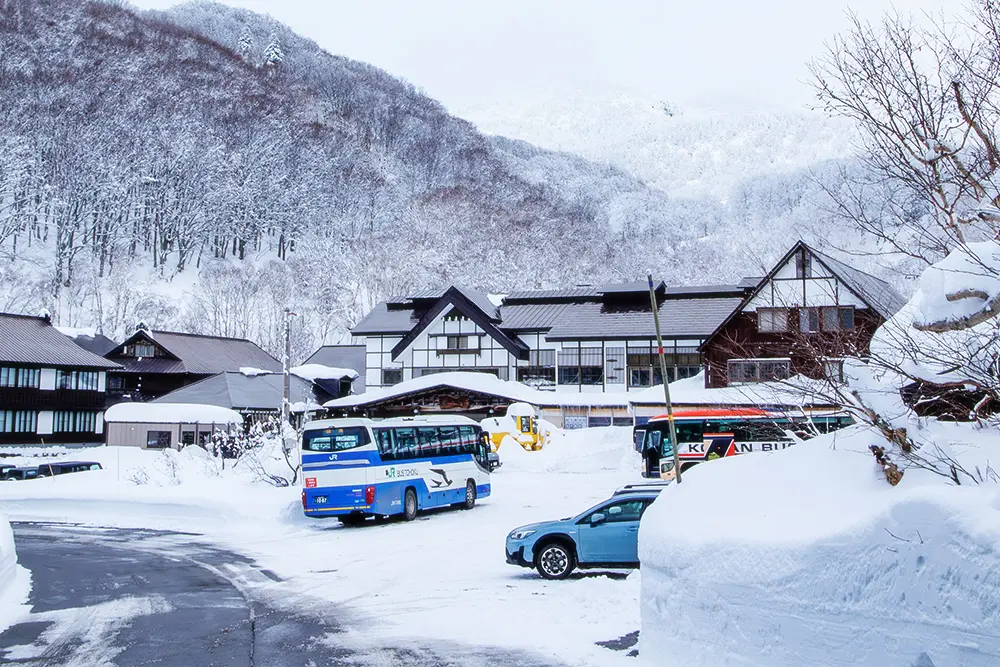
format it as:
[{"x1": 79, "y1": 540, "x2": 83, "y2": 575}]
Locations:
[{"x1": 505, "y1": 487, "x2": 663, "y2": 579}]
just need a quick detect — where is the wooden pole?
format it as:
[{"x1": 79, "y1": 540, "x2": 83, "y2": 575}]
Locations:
[{"x1": 647, "y1": 275, "x2": 682, "y2": 484}]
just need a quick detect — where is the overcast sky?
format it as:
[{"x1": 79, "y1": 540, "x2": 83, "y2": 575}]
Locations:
[{"x1": 131, "y1": 0, "x2": 966, "y2": 114}]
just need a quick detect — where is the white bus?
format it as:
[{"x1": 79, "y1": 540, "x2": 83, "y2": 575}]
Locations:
[{"x1": 300, "y1": 416, "x2": 493, "y2": 524}]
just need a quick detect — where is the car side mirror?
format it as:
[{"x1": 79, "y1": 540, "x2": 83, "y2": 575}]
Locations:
[{"x1": 590, "y1": 513, "x2": 606, "y2": 526}]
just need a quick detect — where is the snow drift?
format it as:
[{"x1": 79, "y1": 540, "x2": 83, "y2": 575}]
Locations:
[
  {"x1": 639, "y1": 427, "x2": 1000, "y2": 666},
  {"x1": 639, "y1": 243, "x2": 1000, "y2": 666},
  {"x1": 0, "y1": 514, "x2": 30, "y2": 633}
]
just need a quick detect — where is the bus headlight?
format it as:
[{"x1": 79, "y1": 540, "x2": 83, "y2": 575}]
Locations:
[{"x1": 509, "y1": 529, "x2": 535, "y2": 541}]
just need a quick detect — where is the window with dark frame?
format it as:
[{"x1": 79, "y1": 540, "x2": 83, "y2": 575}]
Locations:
[
  {"x1": 381, "y1": 368, "x2": 403, "y2": 386},
  {"x1": 517, "y1": 349, "x2": 556, "y2": 387},
  {"x1": 799, "y1": 307, "x2": 820, "y2": 333},
  {"x1": 134, "y1": 343, "x2": 156, "y2": 358},
  {"x1": 146, "y1": 431, "x2": 172, "y2": 449},
  {"x1": 795, "y1": 251, "x2": 813, "y2": 278},
  {"x1": 0, "y1": 410, "x2": 37, "y2": 433},
  {"x1": 558, "y1": 347, "x2": 604, "y2": 386},
  {"x1": 727, "y1": 359, "x2": 791, "y2": 384},
  {"x1": 757, "y1": 308, "x2": 789, "y2": 333},
  {"x1": 0, "y1": 367, "x2": 40, "y2": 388}
]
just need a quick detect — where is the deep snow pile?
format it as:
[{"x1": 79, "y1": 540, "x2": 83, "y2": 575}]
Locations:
[
  {"x1": 639, "y1": 243, "x2": 1000, "y2": 667},
  {"x1": 0, "y1": 514, "x2": 31, "y2": 633}
]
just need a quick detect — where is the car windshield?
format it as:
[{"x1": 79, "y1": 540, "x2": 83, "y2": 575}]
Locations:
[{"x1": 303, "y1": 426, "x2": 370, "y2": 452}]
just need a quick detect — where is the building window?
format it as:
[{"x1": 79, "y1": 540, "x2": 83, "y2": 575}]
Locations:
[
  {"x1": 727, "y1": 359, "x2": 792, "y2": 384},
  {"x1": 53, "y1": 411, "x2": 98, "y2": 433},
  {"x1": 822, "y1": 359, "x2": 845, "y2": 383},
  {"x1": 605, "y1": 347, "x2": 626, "y2": 385},
  {"x1": 758, "y1": 308, "x2": 789, "y2": 333},
  {"x1": 0, "y1": 367, "x2": 40, "y2": 388},
  {"x1": 382, "y1": 368, "x2": 403, "y2": 385},
  {"x1": 517, "y1": 350, "x2": 556, "y2": 387},
  {"x1": 108, "y1": 375, "x2": 123, "y2": 391},
  {"x1": 134, "y1": 343, "x2": 156, "y2": 357},
  {"x1": 56, "y1": 370, "x2": 100, "y2": 391},
  {"x1": 795, "y1": 251, "x2": 813, "y2": 278},
  {"x1": 146, "y1": 431, "x2": 172, "y2": 448},
  {"x1": 558, "y1": 347, "x2": 604, "y2": 386},
  {"x1": 821, "y1": 307, "x2": 855, "y2": 331},
  {"x1": 799, "y1": 308, "x2": 820, "y2": 333},
  {"x1": 0, "y1": 410, "x2": 37, "y2": 433}
]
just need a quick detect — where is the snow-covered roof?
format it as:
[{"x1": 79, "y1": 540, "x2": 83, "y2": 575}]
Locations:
[
  {"x1": 324, "y1": 372, "x2": 629, "y2": 410},
  {"x1": 104, "y1": 402, "x2": 243, "y2": 425},
  {"x1": 290, "y1": 364, "x2": 359, "y2": 382}
]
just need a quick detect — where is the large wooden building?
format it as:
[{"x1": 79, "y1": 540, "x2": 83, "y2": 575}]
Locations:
[
  {"x1": 349, "y1": 242, "x2": 906, "y2": 393},
  {"x1": 0, "y1": 313, "x2": 121, "y2": 446},
  {"x1": 103, "y1": 328, "x2": 283, "y2": 403}
]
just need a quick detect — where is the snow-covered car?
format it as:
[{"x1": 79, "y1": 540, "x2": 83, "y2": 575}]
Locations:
[{"x1": 505, "y1": 490, "x2": 661, "y2": 579}]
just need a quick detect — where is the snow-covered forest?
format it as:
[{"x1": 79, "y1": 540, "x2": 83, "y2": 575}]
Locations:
[{"x1": 0, "y1": 0, "x2": 913, "y2": 360}]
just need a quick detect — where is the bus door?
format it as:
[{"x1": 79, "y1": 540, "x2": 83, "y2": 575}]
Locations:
[{"x1": 641, "y1": 429, "x2": 662, "y2": 478}]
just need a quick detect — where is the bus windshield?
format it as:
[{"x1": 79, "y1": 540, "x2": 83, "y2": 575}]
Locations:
[{"x1": 303, "y1": 427, "x2": 370, "y2": 452}]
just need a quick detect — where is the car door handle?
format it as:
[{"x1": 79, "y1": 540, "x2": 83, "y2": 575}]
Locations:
[{"x1": 626, "y1": 526, "x2": 638, "y2": 532}]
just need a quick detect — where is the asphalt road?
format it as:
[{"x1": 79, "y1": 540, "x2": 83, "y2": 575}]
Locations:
[{"x1": 0, "y1": 523, "x2": 568, "y2": 667}]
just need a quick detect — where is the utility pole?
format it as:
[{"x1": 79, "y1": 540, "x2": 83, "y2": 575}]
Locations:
[
  {"x1": 281, "y1": 308, "x2": 296, "y2": 448},
  {"x1": 647, "y1": 275, "x2": 682, "y2": 484}
]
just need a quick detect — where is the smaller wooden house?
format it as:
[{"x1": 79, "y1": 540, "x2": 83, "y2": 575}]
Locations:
[{"x1": 700, "y1": 242, "x2": 906, "y2": 388}]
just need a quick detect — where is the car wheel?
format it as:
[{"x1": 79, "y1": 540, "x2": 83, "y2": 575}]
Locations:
[
  {"x1": 535, "y1": 542, "x2": 575, "y2": 580},
  {"x1": 462, "y1": 480, "x2": 476, "y2": 510},
  {"x1": 402, "y1": 488, "x2": 418, "y2": 521}
]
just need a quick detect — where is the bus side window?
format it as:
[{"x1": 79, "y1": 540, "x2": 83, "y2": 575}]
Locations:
[
  {"x1": 438, "y1": 426, "x2": 460, "y2": 455},
  {"x1": 394, "y1": 428, "x2": 417, "y2": 459},
  {"x1": 674, "y1": 422, "x2": 704, "y2": 443},
  {"x1": 417, "y1": 427, "x2": 441, "y2": 457},
  {"x1": 375, "y1": 429, "x2": 395, "y2": 461},
  {"x1": 458, "y1": 426, "x2": 477, "y2": 455}
]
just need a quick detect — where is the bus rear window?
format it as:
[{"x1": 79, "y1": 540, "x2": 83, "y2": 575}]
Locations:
[{"x1": 303, "y1": 427, "x2": 370, "y2": 452}]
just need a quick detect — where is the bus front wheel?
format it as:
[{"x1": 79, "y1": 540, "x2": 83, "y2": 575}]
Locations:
[
  {"x1": 462, "y1": 480, "x2": 476, "y2": 510},
  {"x1": 402, "y1": 488, "x2": 418, "y2": 521}
]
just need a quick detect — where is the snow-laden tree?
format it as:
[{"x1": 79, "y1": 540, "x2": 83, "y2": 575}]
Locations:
[
  {"x1": 262, "y1": 35, "x2": 283, "y2": 67},
  {"x1": 236, "y1": 26, "x2": 254, "y2": 61}
]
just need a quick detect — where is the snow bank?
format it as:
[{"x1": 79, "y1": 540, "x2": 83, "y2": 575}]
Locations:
[
  {"x1": 0, "y1": 514, "x2": 30, "y2": 633},
  {"x1": 105, "y1": 402, "x2": 242, "y2": 425},
  {"x1": 500, "y1": 425, "x2": 640, "y2": 474},
  {"x1": 639, "y1": 426, "x2": 1000, "y2": 666}
]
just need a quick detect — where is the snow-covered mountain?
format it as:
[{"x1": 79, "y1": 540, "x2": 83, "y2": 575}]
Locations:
[{"x1": 463, "y1": 91, "x2": 856, "y2": 201}]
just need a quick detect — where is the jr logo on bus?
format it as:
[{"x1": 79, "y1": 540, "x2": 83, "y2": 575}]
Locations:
[{"x1": 386, "y1": 467, "x2": 418, "y2": 479}]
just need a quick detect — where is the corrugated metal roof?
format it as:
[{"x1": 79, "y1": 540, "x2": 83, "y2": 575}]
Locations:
[
  {"x1": 498, "y1": 301, "x2": 578, "y2": 331},
  {"x1": 351, "y1": 303, "x2": 424, "y2": 335},
  {"x1": 599, "y1": 280, "x2": 665, "y2": 294},
  {"x1": 456, "y1": 287, "x2": 501, "y2": 321},
  {"x1": 504, "y1": 287, "x2": 601, "y2": 301},
  {"x1": 304, "y1": 345, "x2": 366, "y2": 393},
  {"x1": 810, "y1": 248, "x2": 907, "y2": 319},
  {"x1": 0, "y1": 314, "x2": 121, "y2": 368},
  {"x1": 150, "y1": 330, "x2": 281, "y2": 375},
  {"x1": 664, "y1": 284, "x2": 745, "y2": 297},
  {"x1": 545, "y1": 297, "x2": 745, "y2": 340},
  {"x1": 109, "y1": 330, "x2": 282, "y2": 375},
  {"x1": 153, "y1": 372, "x2": 317, "y2": 411}
]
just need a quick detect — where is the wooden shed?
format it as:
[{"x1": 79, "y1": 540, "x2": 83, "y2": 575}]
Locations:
[{"x1": 103, "y1": 402, "x2": 243, "y2": 450}]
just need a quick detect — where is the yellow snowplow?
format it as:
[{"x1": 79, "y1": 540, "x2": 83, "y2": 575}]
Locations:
[{"x1": 482, "y1": 403, "x2": 545, "y2": 451}]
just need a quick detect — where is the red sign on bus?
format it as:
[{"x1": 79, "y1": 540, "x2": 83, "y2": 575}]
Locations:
[{"x1": 305, "y1": 477, "x2": 317, "y2": 488}]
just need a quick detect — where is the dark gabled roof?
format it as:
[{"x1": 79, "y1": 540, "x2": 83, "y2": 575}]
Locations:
[
  {"x1": 390, "y1": 286, "x2": 528, "y2": 361},
  {"x1": 107, "y1": 329, "x2": 282, "y2": 375},
  {"x1": 59, "y1": 329, "x2": 119, "y2": 356},
  {"x1": 152, "y1": 371, "x2": 317, "y2": 411},
  {"x1": 809, "y1": 247, "x2": 907, "y2": 320},
  {"x1": 544, "y1": 297, "x2": 746, "y2": 341},
  {"x1": 0, "y1": 314, "x2": 121, "y2": 369},
  {"x1": 499, "y1": 301, "x2": 580, "y2": 331},
  {"x1": 304, "y1": 345, "x2": 366, "y2": 393},
  {"x1": 352, "y1": 303, "x2": 425, "y2": 335}
]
